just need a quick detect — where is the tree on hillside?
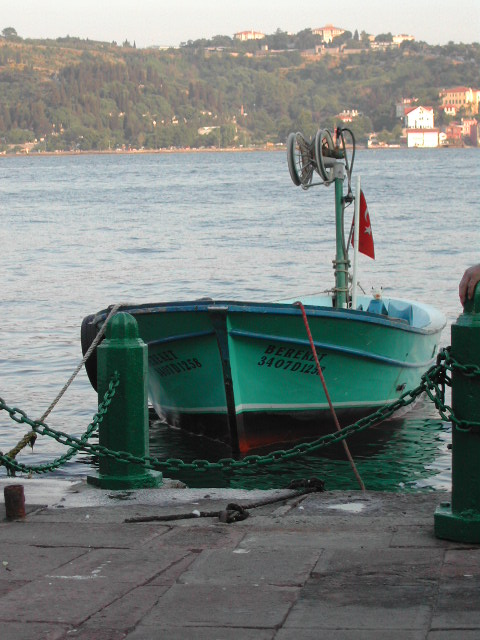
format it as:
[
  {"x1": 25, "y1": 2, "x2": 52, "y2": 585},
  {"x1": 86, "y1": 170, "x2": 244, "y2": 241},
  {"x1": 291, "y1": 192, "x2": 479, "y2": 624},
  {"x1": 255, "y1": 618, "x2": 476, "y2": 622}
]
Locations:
[
  {"x1": 360, "y1": 31, "x2": 371, "y2": 47},
  {"x1": 332, "y1": 31, "x2": 353, "y2": 47},
  {"x1": 375, "y1": 33, "x2": 393, "y2": 43},
  {"x1": 293, "y1": 29, "x2": 319, "y2": 51},
  {"x1": 210, "y1": 35, "x2": 233, "y2": 48},
  {"x1": 267, "y1": 29, "x2": 289, "y2": 50},
  {"x1": 0, "y1": 34, "x2": 479, "y2": 151},
  {"x1": 2, "y1": 27, "x2": 19, "y2": 40}
]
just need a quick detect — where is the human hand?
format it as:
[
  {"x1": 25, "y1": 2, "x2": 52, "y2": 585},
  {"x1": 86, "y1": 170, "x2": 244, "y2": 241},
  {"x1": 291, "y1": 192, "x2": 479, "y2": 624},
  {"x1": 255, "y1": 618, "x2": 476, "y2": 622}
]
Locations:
[{"x1": 459, "y1": 264, "x2": 480, "y2": 305}]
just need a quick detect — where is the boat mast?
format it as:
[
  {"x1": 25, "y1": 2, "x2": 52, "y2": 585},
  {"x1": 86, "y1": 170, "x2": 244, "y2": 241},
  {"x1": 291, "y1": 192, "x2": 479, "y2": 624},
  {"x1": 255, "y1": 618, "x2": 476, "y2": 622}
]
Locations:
[
  {"x1": 286, "y1": 128, "x2": 353, "y2": 310},
  {"x1": 333, "y1": 156, "x2": 349, "y2": 309}
]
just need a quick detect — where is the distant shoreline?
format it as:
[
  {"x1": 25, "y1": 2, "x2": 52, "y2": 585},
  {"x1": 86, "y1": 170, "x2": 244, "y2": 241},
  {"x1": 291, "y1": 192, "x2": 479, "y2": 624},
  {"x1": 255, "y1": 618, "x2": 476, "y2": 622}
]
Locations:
[
  {"x1": 0, "y1": 146, "x2": 287, "y2": 158},
  {"x1": 1, "y1": 144, "x2": 475, "y2": 158}
]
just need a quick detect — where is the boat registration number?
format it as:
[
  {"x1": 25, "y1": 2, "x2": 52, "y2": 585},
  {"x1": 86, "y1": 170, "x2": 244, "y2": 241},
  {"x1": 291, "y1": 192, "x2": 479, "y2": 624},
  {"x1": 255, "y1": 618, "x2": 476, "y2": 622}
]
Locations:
[{"x1": 257, "y1": 344, "x2": 326, "y2": 375}]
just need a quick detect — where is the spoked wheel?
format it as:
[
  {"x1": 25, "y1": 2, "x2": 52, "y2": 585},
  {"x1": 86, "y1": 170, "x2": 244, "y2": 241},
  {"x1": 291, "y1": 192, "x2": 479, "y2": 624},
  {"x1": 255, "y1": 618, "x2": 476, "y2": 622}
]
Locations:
[
  {"x1": 314, "y1": 129, "x2": 335, "y2": 184},
  {"x1": 287, "y1": 132, "x2": 301, "y2": 186},
  {"x1": 287, "y1": 132, "x2": 317, "y2": 189}
]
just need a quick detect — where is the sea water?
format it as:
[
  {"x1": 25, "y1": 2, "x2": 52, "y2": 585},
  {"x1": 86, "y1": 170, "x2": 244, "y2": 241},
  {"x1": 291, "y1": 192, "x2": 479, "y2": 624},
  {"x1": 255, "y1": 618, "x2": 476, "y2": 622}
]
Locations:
[{"x1": 0, "y1": 148, "x2": 479, "y2": 490}]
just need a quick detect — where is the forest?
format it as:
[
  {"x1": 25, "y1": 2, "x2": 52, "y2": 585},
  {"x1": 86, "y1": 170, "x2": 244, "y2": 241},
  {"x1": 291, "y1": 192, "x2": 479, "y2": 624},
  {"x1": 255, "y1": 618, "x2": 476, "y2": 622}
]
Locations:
[{"x1": 0, "y1": 27, "x2": 479, "y2": 152}]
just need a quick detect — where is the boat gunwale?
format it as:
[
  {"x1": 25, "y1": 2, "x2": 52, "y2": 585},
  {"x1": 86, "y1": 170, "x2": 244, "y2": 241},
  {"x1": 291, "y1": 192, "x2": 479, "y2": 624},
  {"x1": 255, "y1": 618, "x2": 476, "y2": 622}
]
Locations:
[{"x1": 92, "y1": 298, "x2": 446, "y2": 336}]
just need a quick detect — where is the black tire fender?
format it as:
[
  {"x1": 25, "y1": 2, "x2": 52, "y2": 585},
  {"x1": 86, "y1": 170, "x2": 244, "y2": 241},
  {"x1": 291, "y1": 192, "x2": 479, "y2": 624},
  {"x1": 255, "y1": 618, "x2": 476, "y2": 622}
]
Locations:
[{"x1": 81, "y1": 314, "x2": 101, "y2": 391}]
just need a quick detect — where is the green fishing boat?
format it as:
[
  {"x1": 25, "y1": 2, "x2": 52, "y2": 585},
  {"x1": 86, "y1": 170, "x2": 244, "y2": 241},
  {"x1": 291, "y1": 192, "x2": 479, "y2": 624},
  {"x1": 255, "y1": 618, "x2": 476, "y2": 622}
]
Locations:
[{"x1": 81, "y1": 128, "x2": 446, "y2": 455}]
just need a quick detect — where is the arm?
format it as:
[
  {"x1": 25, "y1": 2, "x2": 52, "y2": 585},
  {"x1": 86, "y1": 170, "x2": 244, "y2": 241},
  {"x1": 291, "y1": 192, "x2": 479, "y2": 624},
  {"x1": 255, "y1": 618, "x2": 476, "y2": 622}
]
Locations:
[{"x1": 459, "y1": 264, "x2": 480, "y2": 305}]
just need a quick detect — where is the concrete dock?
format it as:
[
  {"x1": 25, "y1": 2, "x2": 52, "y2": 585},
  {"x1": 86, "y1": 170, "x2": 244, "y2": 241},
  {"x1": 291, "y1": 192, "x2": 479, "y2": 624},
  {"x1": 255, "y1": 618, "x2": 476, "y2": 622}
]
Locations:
[{"x1": 1, "y1": 478, "x2": 479, "y2": 639}]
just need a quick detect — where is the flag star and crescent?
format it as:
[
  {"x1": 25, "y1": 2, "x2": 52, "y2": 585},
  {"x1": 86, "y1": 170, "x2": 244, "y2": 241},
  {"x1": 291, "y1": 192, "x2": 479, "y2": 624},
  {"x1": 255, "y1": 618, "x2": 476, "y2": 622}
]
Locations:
[{"x1": 351, "y1": 190, "x2": 375, "y2": 259}]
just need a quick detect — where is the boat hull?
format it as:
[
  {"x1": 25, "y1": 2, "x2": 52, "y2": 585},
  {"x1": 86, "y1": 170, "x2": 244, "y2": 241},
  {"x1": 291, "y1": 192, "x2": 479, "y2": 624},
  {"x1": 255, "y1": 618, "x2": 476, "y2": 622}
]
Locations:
[{"x1": 82, "y1": 297, "x2": 445, "y2": 455}]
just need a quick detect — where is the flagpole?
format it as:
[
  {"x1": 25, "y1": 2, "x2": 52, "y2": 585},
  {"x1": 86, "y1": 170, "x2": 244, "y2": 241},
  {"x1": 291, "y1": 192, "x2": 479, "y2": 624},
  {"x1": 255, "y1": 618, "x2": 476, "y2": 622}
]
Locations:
[{"x1": 352, "y1": 175, "x2": 360, "y2": 309}]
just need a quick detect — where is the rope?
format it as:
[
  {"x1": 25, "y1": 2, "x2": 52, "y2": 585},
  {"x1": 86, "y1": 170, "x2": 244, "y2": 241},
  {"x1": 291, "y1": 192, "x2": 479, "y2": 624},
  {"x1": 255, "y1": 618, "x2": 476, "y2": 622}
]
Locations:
[
  {"x1": 294, "y1": 301, "x2": 366, "y2": 491},
  {"x1": 5, "y1": 303, "x2": 123, "y2": 464},
  {"x1": 124, "y1": 478, "x2": 325, "y2": 523},
  {"x1": 3, "y1": 431, "x2": 37, "y2": 463},
  {"x1": 0, "y1": 373, "x2": 120, "y2": 474},
  {"x1": 39, "y1": 303, "x2": 123, "y2": 423}
]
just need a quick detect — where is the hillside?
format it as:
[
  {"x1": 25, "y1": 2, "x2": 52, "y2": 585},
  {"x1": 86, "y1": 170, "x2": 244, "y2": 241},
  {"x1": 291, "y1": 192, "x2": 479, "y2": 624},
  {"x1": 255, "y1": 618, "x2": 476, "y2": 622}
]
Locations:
[{"x1": 0, "y1": 32, "x2": 479, "y2": 152}]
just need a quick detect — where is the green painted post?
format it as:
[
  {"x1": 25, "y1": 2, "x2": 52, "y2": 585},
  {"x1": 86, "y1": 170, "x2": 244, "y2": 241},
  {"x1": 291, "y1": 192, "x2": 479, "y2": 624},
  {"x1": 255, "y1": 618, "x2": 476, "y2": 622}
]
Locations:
[
  {"x1": 435, "y1": 283, "x2": 480, "y2": 542},
  {"x1": 87, "y1": 312, "x2": 162, "y2": 490}
]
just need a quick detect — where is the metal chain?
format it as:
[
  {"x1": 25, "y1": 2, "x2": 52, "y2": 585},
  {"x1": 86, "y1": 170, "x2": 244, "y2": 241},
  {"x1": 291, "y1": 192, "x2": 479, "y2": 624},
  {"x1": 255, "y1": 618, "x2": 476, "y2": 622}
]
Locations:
[
  {"x1": 1, "y1": 348, "x2": 479, "y2": 476},
  {"x1": 2, "y1": 304, "x2": 124, "y2": 465},
  {"x1": 443, "y1": 347, "x2": 480, "y2": 378},
  {"x1": 0, "y1": 372, "x2": 120, "y2": 475},
  {"x1": 425, "y1": 347, "x2": 480, "y2": 432}
]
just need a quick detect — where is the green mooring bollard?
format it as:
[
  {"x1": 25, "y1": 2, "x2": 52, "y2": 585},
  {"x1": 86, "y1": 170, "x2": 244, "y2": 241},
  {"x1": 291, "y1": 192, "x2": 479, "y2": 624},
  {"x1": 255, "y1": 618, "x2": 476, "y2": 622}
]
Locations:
[
  {"x1": 87, "y1": 312, "x2": 162, "y2": 490},
  {"x1": 435, "y1": 283, "x2": 480, "y2": 542}
]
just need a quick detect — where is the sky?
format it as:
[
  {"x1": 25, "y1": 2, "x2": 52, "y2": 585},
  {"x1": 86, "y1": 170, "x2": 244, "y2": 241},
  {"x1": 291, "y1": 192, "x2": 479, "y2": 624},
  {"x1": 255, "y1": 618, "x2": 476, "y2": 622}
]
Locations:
[{"x1": 2, "y1": 0, "x2": 479, "y2": 48}]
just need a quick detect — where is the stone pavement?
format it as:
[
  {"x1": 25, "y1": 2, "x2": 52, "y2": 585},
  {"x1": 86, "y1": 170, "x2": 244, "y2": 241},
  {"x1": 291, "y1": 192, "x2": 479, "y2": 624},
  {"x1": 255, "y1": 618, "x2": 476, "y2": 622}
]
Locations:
[{"x1": 1, "y1": 478, "x2": 479, "y2": 639}]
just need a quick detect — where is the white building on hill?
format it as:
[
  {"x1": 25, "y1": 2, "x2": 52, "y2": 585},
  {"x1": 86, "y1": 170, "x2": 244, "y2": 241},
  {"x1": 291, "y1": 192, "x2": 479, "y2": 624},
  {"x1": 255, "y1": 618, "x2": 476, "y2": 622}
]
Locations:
[
  {"x1": 406, "y1": 129, "x2": 439, "y2": 148},
  {"x1": 234, "y1": 30, "x2": 265, "y2": 41},
  {"x1": 404, "y1": 106, "x2": 438, "y2": 147},
  {"x1": 404, "y1": 106, "x2": 434, "y2": 129},
  {"x1": 312, "y1": 24, "x2": 345, "y2": 43}
]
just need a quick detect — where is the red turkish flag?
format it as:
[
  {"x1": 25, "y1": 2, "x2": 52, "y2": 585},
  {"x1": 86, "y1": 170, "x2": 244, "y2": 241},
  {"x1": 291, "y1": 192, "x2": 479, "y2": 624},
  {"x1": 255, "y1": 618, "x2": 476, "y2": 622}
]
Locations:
[{"x1": 351, "y1": 190, "x2": 375, "y2": 259}]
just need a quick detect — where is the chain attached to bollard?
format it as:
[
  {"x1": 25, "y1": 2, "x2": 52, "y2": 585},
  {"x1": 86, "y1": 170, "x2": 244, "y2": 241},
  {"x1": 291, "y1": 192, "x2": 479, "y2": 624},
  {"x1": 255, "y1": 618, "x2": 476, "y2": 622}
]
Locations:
[
  {"x1": 435, "y1": 283, "x2": 480, "y2": 543},
  {"x1": 0, "y1": 372, "x2": 120, "y2": 475},
  {"x1": 1, "y1": 346, "x2": 479, "y2": 480}
]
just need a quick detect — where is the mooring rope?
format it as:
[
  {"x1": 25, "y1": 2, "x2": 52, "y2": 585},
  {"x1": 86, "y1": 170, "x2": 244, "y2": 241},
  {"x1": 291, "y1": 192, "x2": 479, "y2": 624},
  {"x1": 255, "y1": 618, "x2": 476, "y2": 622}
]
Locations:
[
  {"x1": 124, "y1": 478, "x2": 325, "y2": 524},
  {"x1": 294, "y1": 301, "x2": 366, "y2": 491},
  {"x1": 5, "y1": 303, "x2": 124, "y2": 463},
  {"x1": 38, "y1": 303, "x2": 123, "y2": 423}
]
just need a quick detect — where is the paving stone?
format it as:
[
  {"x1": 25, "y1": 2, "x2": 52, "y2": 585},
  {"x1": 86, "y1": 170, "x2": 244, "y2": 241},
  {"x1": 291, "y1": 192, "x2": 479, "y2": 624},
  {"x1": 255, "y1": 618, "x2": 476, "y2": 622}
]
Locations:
[
  {"x1": 240, "y1": 528, "x2": 393, "y2": 549},
  {"x1": 312, "y1": 547, "x2": 444, "y2": 584},
  {"x1": 390, "y1": 524, "x2": 461, "y2": 548},
  {"x1": 0, "y1": 542, "x2": 88, "y2": 580},
  {"x1": 0, "y1": 578, "x2": 29, "y2": 596},
  {"x1": 127, "y1": 627, "x2": 274, "y2": 639},
  {"x1": 148, "y1": 551, "x2": 199, "y2": 585},
  {"x1": 276, "y1": 631, "x2": 426, "y2": 640},
  {"x1": 1, "y1": 489, "x2": 480, "y2": 637},
  {"x1": 140, "y1": 584, "x2": 298, "y2": 628},
  {"x1": 0, "y1": 521, "x2": 166, "y2": 548},
  {"x1": 0, "y1": 578, "x2": 132, "y2": 625},
  {"x1": 83, "y1": 585, "x2": 169, "y2": 629},
  {"x1": 239, "y1": 530, "x2": 323, "y2": 550},
  {"x1": 145, "y1": 524, "x2": 246, "y2": 550},
  {"x1": 59, "y1": 629, "x2": 127, "y2": 639},
  {"x1": 299, "y1": 491, "x2": 442, "y2": 519},
  {"x1": 31, "y1": 505, "x2": 173, "y2": 525},
  {"x1": 237, "y1": 515, "x2": 401, "y2": 537},
  {"x1": 280, "y1": 515, "x2": 393, "y2": 530},
  {"x1": 1, "y1": 622, "x2": 69, "y2": 640},
  {"x1": 442, "y1": 548, "x2": 480, "y2": 577},
  {"x1": 431, "y1": 576, "x2": 480, "y2": 628},
  {"x1": 427, "y1": 632, "x2": 480, "y2": 639},
  {"x1": 177, "y1": 548, "x2": 320, "y2": 587},
  {"x1": 284, "y1": 580, "x2": 435, "y2": 630},
  {"x1": 48, "y1": 547, "x2": 190, "y2": 583}
]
